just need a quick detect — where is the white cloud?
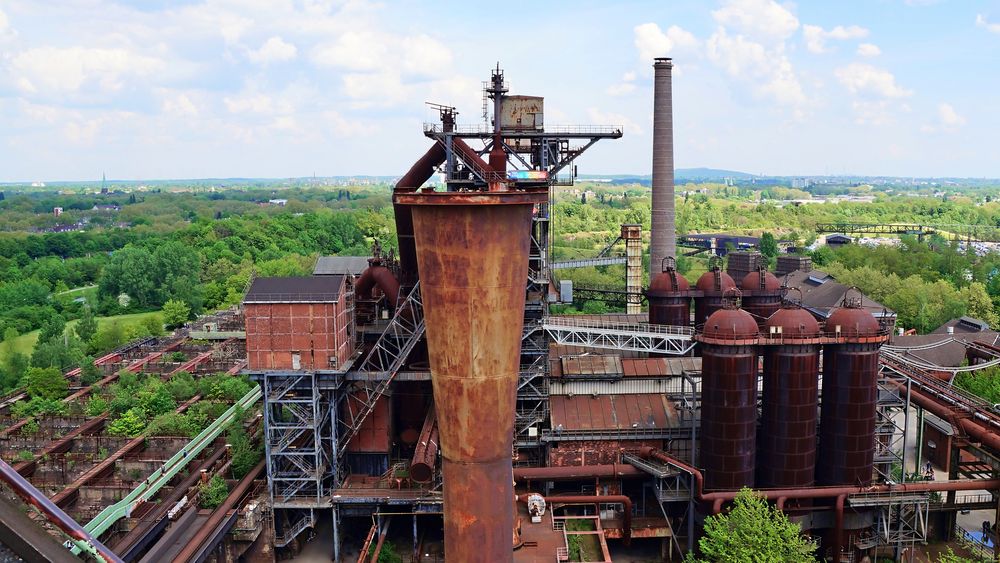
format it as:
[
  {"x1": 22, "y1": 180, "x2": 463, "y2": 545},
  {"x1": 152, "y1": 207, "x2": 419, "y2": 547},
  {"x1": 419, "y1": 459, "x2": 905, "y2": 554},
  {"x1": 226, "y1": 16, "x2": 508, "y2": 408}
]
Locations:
[
  {"x1": 712, "y1": 0, "x2": 799, "y2": 43},
  {"x1": 587, "y1": 107, "x2": 642, "y2": 135},
  {"x1": 857, "y1": 43, "x2": 881, "y2": 57},
  {"x1": 976, "y1": 14, "x2": 1000, "y2": 34},
  {"x1": 802, "y1": 24, "x2": 869, "y2": 53},
  {"x1": 634, "y1": 22, "x2": 698, "y2": 62},
  {"x1": 834, "y1": 63, "x2": 912, "y2": 98},
  {"x1": 161, "y1": 93, "x2": 199, "y2": 117},
  {"x1": 224, "y1": 93, "x2": 291, "y2": 115},
  {"x1": 706, "y1": 27, "x2": 806, "y2": 108},
  {"x1": 312, "y1": 31, "x2": 451, "y2": 78},
  {"x1": 248, "y1": 36, "x2": 297, "y2": 64},
  {"x1": 607, "y1": 71, "x2": 637, "y2": 96},
  {"x1": 922, "y1": 102, "x2": 966, "y2": 132},
  {"x1": 9, "y1": 46, "x2": 163, "y2": 96},
  {"x1": 851, "y1": 100, "x2": 894, "y2": 125}
]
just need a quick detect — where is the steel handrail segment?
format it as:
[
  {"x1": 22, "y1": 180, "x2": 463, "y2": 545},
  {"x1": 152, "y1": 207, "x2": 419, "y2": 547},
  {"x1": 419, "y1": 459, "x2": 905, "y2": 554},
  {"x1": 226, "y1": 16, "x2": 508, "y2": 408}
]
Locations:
[{"x1": 70, "y1": 387, "x2": 262, "y2": 555}]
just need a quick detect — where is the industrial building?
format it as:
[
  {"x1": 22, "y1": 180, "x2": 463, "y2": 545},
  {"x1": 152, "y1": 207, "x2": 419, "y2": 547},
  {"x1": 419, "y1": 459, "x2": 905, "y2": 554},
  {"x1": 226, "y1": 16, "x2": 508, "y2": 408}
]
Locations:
[{"x1": 235, "y1": 61, "x2": 1000, "y2": 563}]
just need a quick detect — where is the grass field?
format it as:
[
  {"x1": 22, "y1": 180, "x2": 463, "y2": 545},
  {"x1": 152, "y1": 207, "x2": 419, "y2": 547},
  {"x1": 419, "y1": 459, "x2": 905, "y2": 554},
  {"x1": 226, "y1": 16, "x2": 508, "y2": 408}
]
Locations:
[{"x1": 0, "y1": 310, "x2": 164, "y2": 364}]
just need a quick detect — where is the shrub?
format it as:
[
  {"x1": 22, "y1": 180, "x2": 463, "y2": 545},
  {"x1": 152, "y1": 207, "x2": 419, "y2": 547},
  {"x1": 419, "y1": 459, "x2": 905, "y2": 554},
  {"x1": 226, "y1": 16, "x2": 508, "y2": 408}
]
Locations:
[
  {"x1": 199, "y1": 475, "x2": 229, "y2": 509},
  {"x1": 107, "y1": 407, "x2": 148, "y2": 437},
  {"x1": 166, "y1": 371, "x2": 197, "y2": 401}
]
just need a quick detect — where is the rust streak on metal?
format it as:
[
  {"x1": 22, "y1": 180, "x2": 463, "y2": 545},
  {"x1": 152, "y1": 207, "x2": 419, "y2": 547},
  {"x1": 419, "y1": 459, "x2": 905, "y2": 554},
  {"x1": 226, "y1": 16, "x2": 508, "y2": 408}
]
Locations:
[
  {"x1": 403, "y1": 187, "x2": 544, "y2": 563},
  {"x1": 409, "y1": 403, "x2": 439, "y2": 484}
]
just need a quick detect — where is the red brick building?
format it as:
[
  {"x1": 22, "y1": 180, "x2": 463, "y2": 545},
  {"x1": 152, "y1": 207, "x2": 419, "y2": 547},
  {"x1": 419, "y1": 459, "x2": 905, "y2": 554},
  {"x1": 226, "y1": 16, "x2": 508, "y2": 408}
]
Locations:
[{"x1": 243, "y1": 276, "x2": 353, "y2": 371}]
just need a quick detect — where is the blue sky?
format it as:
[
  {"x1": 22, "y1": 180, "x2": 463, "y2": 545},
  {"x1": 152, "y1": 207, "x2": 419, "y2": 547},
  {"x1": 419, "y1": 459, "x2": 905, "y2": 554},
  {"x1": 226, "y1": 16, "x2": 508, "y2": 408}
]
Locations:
[{"x1": 0, "y1": 0, "x2": 997, "y2": 181}]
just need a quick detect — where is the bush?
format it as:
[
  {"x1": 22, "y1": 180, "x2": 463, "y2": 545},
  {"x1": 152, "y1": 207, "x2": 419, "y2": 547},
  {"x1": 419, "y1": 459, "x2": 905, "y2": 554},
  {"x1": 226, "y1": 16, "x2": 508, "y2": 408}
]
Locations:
[
  {"x1": 16, "y1": 450, "x2": 34, "y2": 462},
  {"x1": 146, "y1": 412, "x2": 195, "y2": 437},
  {"x1": 199, "y1": 475, "x2": 229, "y2": 509},
  {"x1": 85, "y1": 396, "x2": 109, "y2": 417},
  {"x1": 137, "y1": 381, "x2": 177, "y2": 417},
  {"x1": 107, "y1": 407, "x2": 148, "y2": 437},
  {"x1": 166, "y1": 371, "x2": 197, "y2": 401},
  {"x1": 12, "y1": 396, "x2": 66, "y2": 418},
  {"x1": 21, "y1": 366, "x2": 68, "y2": 400},
  {"x1": 228, "y1": 424, "x2": 262, "y2": 479}
]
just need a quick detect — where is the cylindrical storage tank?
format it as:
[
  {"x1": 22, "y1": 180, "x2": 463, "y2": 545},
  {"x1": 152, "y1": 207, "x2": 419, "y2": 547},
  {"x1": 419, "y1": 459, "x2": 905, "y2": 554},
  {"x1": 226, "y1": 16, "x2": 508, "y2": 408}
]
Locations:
[
  {"x1": 757, "y1": 305, "x2": 821, "y2": 489},
  {"x1": 647, "y1": 258, "x2": 691, "y2": 327},
  {"x1": 396, "y1": 187, "x2": 545, "y2": 563},
  {"x1": 693, "y1": 266, "x2": 736, "y2": 327},
  {"x1": 695, "y1": 304, "x2": 759, "y2": 491},
  {"x1": 740, "y1": 267, "x2": 783, "y2": 326},
  {"x1": 816, "y1": 302, "x2": 887, "y2": 487}
]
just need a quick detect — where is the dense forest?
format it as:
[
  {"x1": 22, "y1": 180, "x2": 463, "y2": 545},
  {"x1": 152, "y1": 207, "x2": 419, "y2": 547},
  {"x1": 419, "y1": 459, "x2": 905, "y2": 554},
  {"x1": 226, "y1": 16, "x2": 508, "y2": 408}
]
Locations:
[{"x1": 4, "y1": 180, "x2": 1000, "y2": 398}]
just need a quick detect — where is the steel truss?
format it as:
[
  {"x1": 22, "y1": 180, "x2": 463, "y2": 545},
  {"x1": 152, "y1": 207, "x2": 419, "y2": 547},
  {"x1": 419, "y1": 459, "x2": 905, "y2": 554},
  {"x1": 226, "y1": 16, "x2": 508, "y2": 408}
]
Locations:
[
  {"x1": 338, "y1": 283, "x2": 424, "y2": 458},
  {"x1": 543, "y1": 316, "x2": 695, "y2": 355}
]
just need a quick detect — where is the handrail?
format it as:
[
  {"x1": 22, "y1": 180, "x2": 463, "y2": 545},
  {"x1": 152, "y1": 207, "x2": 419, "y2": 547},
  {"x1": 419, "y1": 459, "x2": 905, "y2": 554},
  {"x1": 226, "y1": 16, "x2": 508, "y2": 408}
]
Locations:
[
  {"x1": 424, "y1": 123, "x2": 623, "y2": 135},
  {"x1": 70, "y1": 386, "x2": 263, "y2": 554},
  {"x1": 544, "y1": 316, "x2": 695, "y2": 337}
]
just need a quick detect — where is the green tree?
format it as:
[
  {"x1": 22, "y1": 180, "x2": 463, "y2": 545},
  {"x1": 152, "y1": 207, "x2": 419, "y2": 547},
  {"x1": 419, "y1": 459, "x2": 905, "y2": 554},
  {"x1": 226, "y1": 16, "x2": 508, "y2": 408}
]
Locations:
[
  {"x1": 107, "y1": 407, "x2": 148, "y2": 437},
  {"x1": 142, "y1": 314, "x2": 165, "y2": 337},
  {"x1": 759, "y1": 232, "x2": 779, "y2": 266},
  {"x1": 91, "y1": 322, "x2": 126, "y2": 353},
  {"x1": 162, "y1": 299, "x2": 191, "y2": 329},
  {"x1": 687, "y1": 488, "x2": 816, "y2": 562},
  {"x1": 75, "y1": 306, "x2": 99, "y2": 343},
  {"x1": 199, "y1": 475, "x2": 229, "y2": 509},
  {"x1": 79, "y1": 357, "x2": 102, "y2": 386},
  {"x1": 961, "y1": 282, "x2": 999, "y2": 328},
  {"x1": 38, "y1": 314, "x2": 66, "y2": 343},
  {"x1": 21, "y1": 366, "x2": 68, "y2": 400}
]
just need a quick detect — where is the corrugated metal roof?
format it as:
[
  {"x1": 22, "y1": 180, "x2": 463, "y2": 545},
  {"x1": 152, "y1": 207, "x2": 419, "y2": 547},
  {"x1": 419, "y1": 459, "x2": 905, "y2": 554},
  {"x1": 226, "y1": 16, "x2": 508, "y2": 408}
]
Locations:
[
  {"x1": 621, "y1": 357, "x2": 701, "y2": 377},
  {"x1": 560, "y1": 355, "x2": 623, "y2": 378},
  {"x1": 244, "y1": 276, "x2": 344, "y2": 303},
  {"x1": 313, "y1": 256, "x2": 370, "y2": 276},
  {"x1": 550, "y1": 394, "x2": 679, "y2": 431}
]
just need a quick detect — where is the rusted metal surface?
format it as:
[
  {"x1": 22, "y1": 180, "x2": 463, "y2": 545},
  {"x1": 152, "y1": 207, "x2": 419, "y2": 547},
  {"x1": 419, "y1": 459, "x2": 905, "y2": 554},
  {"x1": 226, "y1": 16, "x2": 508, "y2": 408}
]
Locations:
[
  {"x1": 404, "y1": 188, "x2": 544, "y2": 563},
  {"x1": 817, "y1": 304, "x2": 884, "y2": 487},
  {"x1": 0, "y1": 457, "x2": 123, "y2": 563},
  {"x1": 647, "y1": 261, "x2": 691, "y2": 327},
  {"x1": 696, "y1": 307, "x2": 759, "y2": 491},
  {"x1": 395, "y1": 143, "x2": 447, "y2": 284},
  {"x1": 549, "y1": 394, "x2": 678, "y2": 432},
  {"x1": 512, "y1": 464, "x2": 645, "y2": 482},
  {"x1": 344, "y1": 394, "x2": 392, "y2": 453},
  {"x1": 758, "y1": 307, "x2": 821, "y2": 489},
  {"x1": 817, "y1": 343, "x2": 880, "y2": 487},
  {"x1": 356, "y1": 265, "x2": 401, "y2": 308},
  {"x1": 558, "y1": 355, "x2": 624, "y2": 378},
  {"x1": 740, "y1": 268, "x2": 782, "y2": 324},
  {"x1": 547, "y1": 439, "x2": 663, "y2": 467},
  {"x1": 409, "y1": 403, "x2": 439, "y2": 483},
  {"x1": 650, "y1": 58, "x2": 676, "y2": 276},
  {"x1": 13, "y1": 413, "x2": 108, "y2": 477},
  {"x1": 621, "y1": 357, "x2": 700, "y2": 376},
  {"x1": 693, "y1": 268, "x2": 735, "y2": 326}
]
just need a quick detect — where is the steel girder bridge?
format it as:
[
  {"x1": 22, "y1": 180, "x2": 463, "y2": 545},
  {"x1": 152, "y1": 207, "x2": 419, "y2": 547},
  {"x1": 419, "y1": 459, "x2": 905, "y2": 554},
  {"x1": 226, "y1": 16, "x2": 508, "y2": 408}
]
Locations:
[{"x1": 816, "y1": 223, "x2": 1000, "y2": 242}]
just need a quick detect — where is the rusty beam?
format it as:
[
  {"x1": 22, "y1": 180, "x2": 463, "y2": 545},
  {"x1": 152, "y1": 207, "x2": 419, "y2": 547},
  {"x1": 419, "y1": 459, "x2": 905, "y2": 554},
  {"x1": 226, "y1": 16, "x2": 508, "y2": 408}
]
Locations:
[{"x1": 13, "y1": 413, "x2": 108, "y2": 477}]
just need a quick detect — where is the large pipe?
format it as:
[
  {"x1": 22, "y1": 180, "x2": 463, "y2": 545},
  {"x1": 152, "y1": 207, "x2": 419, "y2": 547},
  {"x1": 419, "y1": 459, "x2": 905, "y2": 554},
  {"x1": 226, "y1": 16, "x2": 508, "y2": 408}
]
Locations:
[
  {"x1": 396, "y1": 186, "x2": 546, "y2": 563},
  {"x1": 650, "y1": 57, "x2": 676, "y2": 279},
  {"x1": 409, "y1": 403, "x2": 439, "y2": 484},
  {"x1": 394, "y1": 144, "x2": 446, "y2": 284},
  {"x1": 513, "y1": 464, "x2": 646, "y2": 482},
  {"x1": 0, "y1": 458, "x2": 123, "y2": 563},
  {"x1": 516, "y1": 494, "x2": 632, "y2": 545},
  {"x1": 355, "y1": 265, "x2": 402, "y2": 308}
]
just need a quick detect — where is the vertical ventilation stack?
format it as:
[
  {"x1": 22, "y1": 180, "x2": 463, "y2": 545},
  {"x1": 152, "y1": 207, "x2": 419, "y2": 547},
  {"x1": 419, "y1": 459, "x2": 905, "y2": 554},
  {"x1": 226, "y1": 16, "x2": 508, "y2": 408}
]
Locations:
[
  {"x1": 647, "y1": 257, "x2": 691, "y2": 327},
  {"x1": 758, "y1": 303, "x2": 821, "y2": 489},
  {"x1": 695, "y1": 292, "x2": 759, "y2": 490},
  {"x1": 650, "y1": 57, "x2": 676, "y2": 280},
  {"x1": 816, "y1": 297, "x2": 888, "y2": 486},
  {"x1": 395, "y1": 186, "x2": 545, "y2": 562},
  {"x1": 740, "y1": 266, "x2": 783, "y2": 327},
  {"x1": 694, "y1": 258, "x2": 736, "y2": 327}
]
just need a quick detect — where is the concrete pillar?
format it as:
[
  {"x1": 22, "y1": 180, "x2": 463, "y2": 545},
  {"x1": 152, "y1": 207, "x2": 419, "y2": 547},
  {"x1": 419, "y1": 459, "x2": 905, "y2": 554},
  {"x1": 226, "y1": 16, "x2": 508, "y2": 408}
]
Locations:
[{"x1": 622, "y1": 224, "x2": 643, "y2": 314}]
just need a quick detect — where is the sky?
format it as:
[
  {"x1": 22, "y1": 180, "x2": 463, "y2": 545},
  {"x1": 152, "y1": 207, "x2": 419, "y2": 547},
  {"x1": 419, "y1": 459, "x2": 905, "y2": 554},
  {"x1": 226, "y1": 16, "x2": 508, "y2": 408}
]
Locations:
[{"x1": 0, "y1": 0, "x2": 998, "y2": 181}]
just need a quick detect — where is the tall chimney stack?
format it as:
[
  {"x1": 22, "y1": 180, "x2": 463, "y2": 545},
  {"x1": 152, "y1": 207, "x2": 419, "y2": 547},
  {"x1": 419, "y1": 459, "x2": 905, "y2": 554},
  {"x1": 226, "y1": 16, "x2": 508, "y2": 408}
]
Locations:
[{"x1": 650, "y1": 57, "x2": 676, "y2": 279}]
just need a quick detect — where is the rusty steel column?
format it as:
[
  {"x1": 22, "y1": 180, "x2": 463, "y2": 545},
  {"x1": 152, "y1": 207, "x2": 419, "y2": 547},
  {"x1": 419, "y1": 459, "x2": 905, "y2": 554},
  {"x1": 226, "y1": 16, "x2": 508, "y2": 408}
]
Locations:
[
  {"x1": 396, "y1": 188, "x2": 545, "y2": 563},
  {"x1": 650, "y1": 57, "x2": 676, "y2": 279}
]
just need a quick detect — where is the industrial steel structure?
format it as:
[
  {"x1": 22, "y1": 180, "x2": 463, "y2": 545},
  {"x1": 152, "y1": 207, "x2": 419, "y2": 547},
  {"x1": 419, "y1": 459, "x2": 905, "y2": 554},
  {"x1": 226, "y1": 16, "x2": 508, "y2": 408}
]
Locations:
[{"x1": 7, "y1": 60, "x2": 1000, "y2": 563}]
